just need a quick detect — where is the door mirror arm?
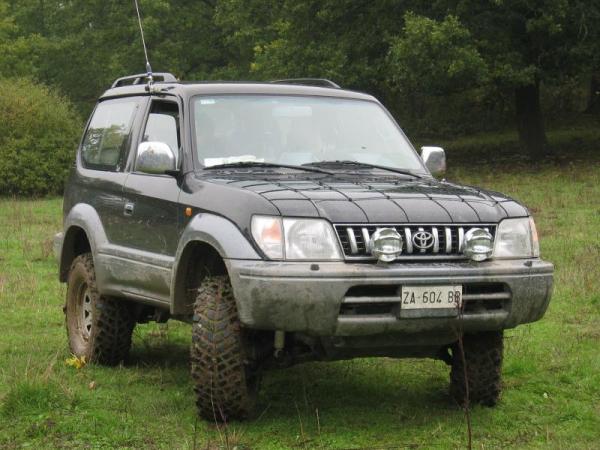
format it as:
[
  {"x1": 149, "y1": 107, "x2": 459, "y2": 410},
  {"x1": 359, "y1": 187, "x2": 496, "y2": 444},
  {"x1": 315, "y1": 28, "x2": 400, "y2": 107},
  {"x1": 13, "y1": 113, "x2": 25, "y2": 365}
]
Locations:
[{"x1": 164, "y1": 169, "x2": 182, "y2": 180}]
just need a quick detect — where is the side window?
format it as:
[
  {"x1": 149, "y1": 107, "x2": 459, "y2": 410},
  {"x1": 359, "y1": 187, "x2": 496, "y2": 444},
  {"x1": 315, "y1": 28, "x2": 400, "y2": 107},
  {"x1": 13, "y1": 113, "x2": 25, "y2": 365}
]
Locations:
[
  {"x1": 139, "y1": 101, "x2": 181, "y2": 168},
  {"x1": 81, "y1": 99, "x2": 138, "y2": 170}
]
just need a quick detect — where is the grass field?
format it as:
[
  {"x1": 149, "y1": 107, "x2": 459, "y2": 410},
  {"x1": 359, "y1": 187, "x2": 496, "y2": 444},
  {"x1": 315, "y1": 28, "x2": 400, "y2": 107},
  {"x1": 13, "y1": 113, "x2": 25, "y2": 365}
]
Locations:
[{"x1": 1, "y1": 162, "x2": 599, "y2": 449}]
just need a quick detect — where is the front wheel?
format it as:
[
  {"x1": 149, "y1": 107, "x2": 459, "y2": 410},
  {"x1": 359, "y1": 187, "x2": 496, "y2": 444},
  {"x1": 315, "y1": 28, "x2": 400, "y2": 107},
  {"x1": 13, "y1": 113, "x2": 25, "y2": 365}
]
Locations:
[
  {"x1": 190, "y1": 275, "x2": 260, "y2": 421},
  {"x1": 65, "y1": 253, "x2": 135, "y2": 366},
  {"x1": 449, "y1": 331, "x2": 503, "y2": 407}
]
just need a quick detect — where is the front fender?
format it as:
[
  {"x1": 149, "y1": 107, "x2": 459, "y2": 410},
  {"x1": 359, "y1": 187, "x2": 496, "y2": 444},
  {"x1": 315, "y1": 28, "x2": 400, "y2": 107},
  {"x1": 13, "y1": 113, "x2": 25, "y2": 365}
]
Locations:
[
  {"x1": 170, "y1": 213, "x2": 261, "y2": 308},
  {"x1": 177, "y1": 213, "x2": 261, "y2": 261}
]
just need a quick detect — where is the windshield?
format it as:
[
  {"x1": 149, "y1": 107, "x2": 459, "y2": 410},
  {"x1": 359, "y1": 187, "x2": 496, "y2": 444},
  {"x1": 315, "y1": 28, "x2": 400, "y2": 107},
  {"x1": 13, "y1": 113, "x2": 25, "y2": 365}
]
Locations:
[{"x1": 192, "y1": 95, "x2": 424, "y2": 171}]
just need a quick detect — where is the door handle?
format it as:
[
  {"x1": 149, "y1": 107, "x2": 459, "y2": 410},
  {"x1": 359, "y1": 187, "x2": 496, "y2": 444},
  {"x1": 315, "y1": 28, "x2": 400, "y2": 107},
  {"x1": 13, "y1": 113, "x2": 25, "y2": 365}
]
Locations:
[{"x1": 124, "y1": 202, "x2": 135, "y2": 216}]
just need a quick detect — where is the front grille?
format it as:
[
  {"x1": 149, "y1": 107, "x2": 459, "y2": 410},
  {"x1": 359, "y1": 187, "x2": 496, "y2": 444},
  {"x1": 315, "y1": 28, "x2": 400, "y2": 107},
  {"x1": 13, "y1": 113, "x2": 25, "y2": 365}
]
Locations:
[{"x1": 335, "y1": 224, "x2": 496, "y2": 260}]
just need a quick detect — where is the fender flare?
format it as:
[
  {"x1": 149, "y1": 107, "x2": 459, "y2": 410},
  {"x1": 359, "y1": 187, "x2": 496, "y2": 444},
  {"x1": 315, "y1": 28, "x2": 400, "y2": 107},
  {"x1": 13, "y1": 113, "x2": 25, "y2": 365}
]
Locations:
[
  {"x1": 59, "y1": 203, "x2": 109, "y2": 281},
  {"x1": 170, "y1": 213, "x2": 261, "y2": 310}
]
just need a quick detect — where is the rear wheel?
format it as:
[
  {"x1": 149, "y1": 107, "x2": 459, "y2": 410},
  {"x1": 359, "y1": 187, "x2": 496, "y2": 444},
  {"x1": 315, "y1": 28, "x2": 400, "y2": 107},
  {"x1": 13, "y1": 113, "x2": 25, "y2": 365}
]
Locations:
[
  {"x1": 65, "y1": 253, "x2": 135, "y2": 365},
  {"x1": 450, "y1": 331, "x2": 503, "y2": 407},
  {"x1": 190, "y1": 275, "x2": 260, "y2": 421}
]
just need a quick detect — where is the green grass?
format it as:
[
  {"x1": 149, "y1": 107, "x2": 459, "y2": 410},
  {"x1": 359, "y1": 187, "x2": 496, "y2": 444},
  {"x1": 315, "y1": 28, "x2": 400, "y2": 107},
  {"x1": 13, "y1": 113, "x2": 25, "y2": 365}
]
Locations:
[{"x1": 1, "y1": 162, "x2": 599, "y2": 449}]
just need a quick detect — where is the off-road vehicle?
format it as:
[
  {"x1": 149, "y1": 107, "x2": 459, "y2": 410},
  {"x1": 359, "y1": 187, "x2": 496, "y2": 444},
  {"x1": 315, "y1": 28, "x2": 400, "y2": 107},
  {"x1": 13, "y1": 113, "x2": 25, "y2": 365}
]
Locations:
[{"x1": 55, "y1": 73, "x2": 554, "y2": 420}]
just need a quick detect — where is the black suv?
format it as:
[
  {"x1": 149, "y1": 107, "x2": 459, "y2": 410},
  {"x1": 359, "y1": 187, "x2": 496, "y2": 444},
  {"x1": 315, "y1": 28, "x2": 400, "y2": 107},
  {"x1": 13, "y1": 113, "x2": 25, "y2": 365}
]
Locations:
[{"x1": 54, "y1": 73, "x2": 553, "y2": 420}]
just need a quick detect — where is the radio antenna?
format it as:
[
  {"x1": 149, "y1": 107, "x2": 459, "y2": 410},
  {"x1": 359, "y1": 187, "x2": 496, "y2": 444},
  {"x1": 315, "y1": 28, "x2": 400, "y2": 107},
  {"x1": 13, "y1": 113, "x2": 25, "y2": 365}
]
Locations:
[{"x1": 133, "y1": 0, "x2": 153, "y2": 88}]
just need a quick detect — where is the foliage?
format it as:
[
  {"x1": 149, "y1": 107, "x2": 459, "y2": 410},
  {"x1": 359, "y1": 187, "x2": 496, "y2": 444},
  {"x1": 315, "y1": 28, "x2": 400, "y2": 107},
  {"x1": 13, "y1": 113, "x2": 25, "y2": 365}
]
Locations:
[
  {"x1": 216, "y1": 0, "x2": 408, "y2": 98},
  {"x1": 0, "y1": 78, "x2": 81, "y2": 196},
  {"x1": 449, "y1": 0, "x2": 600, "y2": 87},
  {"x1": 387, "y1": 13, "x2": 488, "y2": 96},
  {"x1": 0, "y1": 0, "x2": 598, "y2": 161},
  {"x1": 0, "y1": 0, "x2": 230, "y2": 114},
  {"x1": 215, "y1": 0, "x2": 600, "y2": 154}
]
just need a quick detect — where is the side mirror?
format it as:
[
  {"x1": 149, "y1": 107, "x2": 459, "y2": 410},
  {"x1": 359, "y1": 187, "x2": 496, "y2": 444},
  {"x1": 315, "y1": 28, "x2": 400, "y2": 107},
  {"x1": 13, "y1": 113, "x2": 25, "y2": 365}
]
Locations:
[
  {"x1": 136, "y1": 141, "x2": 176, "y2": 174},
  {"x1": 421, "y1": 146, "x2": 446, "y2": 175}
]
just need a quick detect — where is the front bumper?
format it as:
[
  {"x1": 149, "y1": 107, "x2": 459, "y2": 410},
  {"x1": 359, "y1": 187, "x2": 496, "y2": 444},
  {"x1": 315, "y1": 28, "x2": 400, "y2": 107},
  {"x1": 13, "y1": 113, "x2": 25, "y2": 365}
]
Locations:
[{"x1": 227, "y1": 259, "x2": 553, "y2": 339}]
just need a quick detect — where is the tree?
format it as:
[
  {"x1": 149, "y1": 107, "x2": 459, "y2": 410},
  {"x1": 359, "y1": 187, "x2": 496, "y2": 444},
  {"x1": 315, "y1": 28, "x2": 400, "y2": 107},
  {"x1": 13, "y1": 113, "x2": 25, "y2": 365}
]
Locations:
[
  {"x1": 215, "y1": 0, "x2": 419, "y2": 97},
  {"x1": 449, "y1": 0, "x2": 599, "y2": 157},
  {"x1": 387, "y1": 14, "x2": 488, "y2": 96},
  {"x1": 1, "y1": 0, "x2": 229, "y2": 114},
  {"x1": 586, "y1": 72, "x2": 600, "y2": 114},
  {"x1": 0, "y1": 1, "x2": 47, "y2": 79},
  {"x1": 216, "y1": 0, "x2": 600, "y2": 156},
  {"x1": 385, "y1": 0, "x2": 600, "y2": 157},
  {"x1": 1, "y1": 0, "x2": 598, "y2": 157}
]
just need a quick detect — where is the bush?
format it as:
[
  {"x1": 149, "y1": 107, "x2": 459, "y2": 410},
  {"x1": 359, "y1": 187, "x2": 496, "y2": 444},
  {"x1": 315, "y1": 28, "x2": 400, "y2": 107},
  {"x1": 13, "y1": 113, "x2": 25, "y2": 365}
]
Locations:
[{"x1": 0, "y1": 78, "x2": 82, "y2": 196}]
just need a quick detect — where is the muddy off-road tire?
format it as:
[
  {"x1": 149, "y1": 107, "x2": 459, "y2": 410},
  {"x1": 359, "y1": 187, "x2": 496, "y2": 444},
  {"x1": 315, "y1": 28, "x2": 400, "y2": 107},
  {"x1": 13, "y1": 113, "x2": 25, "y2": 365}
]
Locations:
[
  {"x1": 65, "y1": 253, "x2": 135, "y2": 366},
  {"x1": 190, "y1": 275, "x2": 259, "y2": 421},
  {"x1": 450, "y1": 331, "x2": 503, "y2": 407}
]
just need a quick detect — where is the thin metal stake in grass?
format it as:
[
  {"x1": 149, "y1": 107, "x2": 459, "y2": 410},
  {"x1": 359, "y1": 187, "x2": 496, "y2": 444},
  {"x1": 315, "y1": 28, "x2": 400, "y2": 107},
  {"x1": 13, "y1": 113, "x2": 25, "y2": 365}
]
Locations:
[
  {"x1": 456, "y1": 300, "x2": 472, "y2": 450},
  {"x1": 295, "y1": 400, "x2": 308, "y2": 449},
  {"x1": 192, "y1": 413, "x2": 198, "y2": 450},
  {"x1": 315, "y1": 407, "x2": 324, "y2": 449}
]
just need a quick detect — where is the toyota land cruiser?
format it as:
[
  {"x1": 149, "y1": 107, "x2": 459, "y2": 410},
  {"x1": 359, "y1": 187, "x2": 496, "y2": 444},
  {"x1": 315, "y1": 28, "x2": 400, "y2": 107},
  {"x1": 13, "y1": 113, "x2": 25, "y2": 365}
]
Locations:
[{"x1": 54, "y1": 73, "x2": 554, "y2": 420}]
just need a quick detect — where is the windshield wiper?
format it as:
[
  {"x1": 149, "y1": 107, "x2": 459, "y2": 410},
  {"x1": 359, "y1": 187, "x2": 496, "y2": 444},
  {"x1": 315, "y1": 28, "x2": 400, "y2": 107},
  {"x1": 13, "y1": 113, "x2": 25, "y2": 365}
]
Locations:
[
  {"x1": 203, "y1": 161, "x2": 334, "y2": 175},
  {"x1": 302, "y1": 160, "x2": 422, "y2": 178}
]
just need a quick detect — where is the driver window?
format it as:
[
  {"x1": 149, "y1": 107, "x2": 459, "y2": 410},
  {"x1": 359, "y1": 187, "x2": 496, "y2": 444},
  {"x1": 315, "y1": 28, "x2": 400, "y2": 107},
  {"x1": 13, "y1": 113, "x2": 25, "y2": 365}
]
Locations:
[{"x1": 141, "y1": 101, "x2": 181, "y2": 167}]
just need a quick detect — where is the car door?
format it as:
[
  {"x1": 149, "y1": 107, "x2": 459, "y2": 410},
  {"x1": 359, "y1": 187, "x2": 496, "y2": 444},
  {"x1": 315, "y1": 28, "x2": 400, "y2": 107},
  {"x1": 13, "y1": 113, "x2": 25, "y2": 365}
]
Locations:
[
  {"x1": 71, "y1": 96, "x2": 145, "y2": 246},
  {"x1": 119, "y1": 98, "x2": 184, "y2": 302}
]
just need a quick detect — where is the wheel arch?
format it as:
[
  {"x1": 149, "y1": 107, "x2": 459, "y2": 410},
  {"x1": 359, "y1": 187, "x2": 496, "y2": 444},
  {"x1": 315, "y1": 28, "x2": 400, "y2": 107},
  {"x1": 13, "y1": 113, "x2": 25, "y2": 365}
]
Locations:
[
  {"x1": 171, "y1": 240, "x2": 228, "y2": 316},
  {"x1": 170, "y1": 213, "x2": 261, "y2": 316},
  {"x1": 59, "y1": 226, "x2": 92, "y2": 281},
  {"x1": 59, "y1": 203, "x2": 109, "y2": 282}
]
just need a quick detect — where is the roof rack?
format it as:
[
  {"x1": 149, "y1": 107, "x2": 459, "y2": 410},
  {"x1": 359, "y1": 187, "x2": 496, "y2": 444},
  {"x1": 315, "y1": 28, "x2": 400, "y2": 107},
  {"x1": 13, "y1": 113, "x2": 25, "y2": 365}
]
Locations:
[
  {"x1": 270, "y1": 78, "x2": 341, "y2": 89},
  {"x1": 111, "y1": 72, "x2": 178, "y2": 88}
]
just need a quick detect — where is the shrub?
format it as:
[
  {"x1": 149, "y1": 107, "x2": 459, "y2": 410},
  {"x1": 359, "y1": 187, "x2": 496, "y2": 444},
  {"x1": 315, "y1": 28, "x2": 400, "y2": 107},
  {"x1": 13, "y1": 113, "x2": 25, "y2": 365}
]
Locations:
[{"x1": 0, "y1": 78, "x2": 82, "y2": 196}]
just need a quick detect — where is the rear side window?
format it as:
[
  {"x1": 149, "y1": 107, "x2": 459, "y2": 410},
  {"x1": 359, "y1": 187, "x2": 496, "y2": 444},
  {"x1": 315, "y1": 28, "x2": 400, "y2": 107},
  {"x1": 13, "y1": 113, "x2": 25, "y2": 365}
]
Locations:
[{"x1": 81, "y1": 99, "x2": 139, "y2": 170}]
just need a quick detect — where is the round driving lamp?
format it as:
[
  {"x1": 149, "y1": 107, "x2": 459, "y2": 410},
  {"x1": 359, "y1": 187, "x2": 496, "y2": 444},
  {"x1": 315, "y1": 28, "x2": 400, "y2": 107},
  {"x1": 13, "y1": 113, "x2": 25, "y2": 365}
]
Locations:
[
  {"x1": 464, "y1": 228, "x2": 494, "y2": 261},
  {"x1": 368, "y1": 228, "x2": 403, "y2": 263}
]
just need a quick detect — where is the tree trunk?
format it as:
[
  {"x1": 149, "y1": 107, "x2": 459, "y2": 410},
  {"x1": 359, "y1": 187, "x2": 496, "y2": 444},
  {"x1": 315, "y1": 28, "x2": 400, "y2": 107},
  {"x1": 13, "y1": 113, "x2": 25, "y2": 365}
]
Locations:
[
  {"x1": 515, "y1": 80, "x2": 549, "y2": 158},
  {"x1": 585, "y1": 72, "x2": 600, "y2": 114}
]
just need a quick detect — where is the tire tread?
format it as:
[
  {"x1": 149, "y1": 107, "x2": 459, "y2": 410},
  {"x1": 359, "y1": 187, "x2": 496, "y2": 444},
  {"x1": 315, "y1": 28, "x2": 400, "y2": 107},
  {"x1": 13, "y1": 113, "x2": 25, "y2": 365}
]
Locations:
[
  {"x1": 190, "y1": 275, "x2": 256, "y2": 421},
  {"x1": 450, "y1": 331, "x2": 503, "y2": 407},
  {"x1": 66, "y1": 253, "x2": 134, "y2": 366}
]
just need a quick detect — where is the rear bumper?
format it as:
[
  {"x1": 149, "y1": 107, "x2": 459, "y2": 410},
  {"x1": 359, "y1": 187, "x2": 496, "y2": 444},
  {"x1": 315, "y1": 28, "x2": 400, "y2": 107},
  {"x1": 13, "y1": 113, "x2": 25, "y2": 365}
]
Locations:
[{"x1": 227, "y1": 259, "x2": 553, "y2": 340}]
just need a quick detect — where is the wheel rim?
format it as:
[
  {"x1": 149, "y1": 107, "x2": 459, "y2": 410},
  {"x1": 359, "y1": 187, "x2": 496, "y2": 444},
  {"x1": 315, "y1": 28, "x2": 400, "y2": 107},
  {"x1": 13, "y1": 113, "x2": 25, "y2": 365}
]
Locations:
[{"x1": 77, "y1": 283, "x2": 93, "y2": 340}]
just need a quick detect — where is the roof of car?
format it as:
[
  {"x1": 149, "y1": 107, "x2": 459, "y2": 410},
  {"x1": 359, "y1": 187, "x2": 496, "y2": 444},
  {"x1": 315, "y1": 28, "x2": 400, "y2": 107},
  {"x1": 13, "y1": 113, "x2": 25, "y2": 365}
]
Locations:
[{"x1": 99, "y1": 81, "x2": 377, "y2": 102}]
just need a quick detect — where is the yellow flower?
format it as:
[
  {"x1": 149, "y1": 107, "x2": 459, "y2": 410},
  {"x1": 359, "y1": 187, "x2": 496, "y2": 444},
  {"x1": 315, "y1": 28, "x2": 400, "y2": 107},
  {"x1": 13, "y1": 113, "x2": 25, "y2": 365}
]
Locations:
[{"x1": 65, "y1": 355, "x2": 87, "y2": 369}]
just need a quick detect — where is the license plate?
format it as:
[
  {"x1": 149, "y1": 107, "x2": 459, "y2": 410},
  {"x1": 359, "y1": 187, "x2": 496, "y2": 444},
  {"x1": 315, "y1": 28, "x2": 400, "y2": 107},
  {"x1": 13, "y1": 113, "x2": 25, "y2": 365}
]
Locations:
[{"x1": 400, "y1": 285, "x2": 463, "y2": 310}]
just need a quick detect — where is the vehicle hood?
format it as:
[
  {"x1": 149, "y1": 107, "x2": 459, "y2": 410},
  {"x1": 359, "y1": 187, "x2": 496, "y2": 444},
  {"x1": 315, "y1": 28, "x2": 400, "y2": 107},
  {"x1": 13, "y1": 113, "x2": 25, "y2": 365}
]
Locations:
[
  {"x1": 186, "y1": 172, "x2": 529, "y2": 227},
  {"x1": 189, "y1": 171, "x2": 528, "y2": 225}
]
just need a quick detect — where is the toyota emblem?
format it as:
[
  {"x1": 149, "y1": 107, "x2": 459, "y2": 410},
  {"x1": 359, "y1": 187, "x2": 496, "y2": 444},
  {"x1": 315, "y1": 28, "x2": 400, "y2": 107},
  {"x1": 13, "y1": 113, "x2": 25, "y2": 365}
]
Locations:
[{"x1": 412, "y1": 231, "x2": 434, "y2": 250}]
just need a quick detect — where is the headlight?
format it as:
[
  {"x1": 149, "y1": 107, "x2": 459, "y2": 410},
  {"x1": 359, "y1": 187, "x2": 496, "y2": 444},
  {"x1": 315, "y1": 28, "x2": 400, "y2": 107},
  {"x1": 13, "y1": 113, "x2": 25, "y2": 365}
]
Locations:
[
  {"x1": 283, "y1": 218, "x2": 342, "y2": 260},
  {"x1": 493, "y1": 217, "x2": 540, "y2": 259},
  {"x1": 251, "y1": 216, "x2": 342, "y2": 260}
]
